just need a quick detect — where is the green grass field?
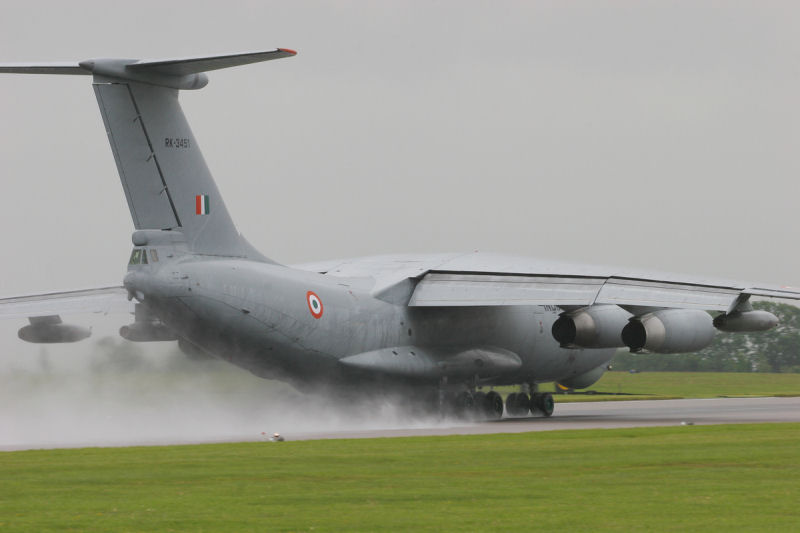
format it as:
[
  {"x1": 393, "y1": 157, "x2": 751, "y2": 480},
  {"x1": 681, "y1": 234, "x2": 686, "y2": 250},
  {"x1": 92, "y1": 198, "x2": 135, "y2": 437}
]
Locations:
[
  {"x1": 518, "y1": 371, "x2": 800, "y2": 402},
  {"x1": 2, "y1": 423, "x2": 799, "y2": 531}
]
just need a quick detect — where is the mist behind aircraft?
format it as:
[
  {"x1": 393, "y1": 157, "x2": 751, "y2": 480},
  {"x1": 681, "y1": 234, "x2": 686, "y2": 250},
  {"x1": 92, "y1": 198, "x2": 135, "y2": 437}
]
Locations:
[{"x1": 1, "y1": 328, "x2": 444, "y2": 450}]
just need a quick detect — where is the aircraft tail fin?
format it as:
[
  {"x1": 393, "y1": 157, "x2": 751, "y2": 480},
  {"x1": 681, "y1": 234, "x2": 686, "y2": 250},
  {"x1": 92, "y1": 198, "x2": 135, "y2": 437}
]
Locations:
[{"x1": 0, "y1": 49, "x2": 296, "y2": 258}]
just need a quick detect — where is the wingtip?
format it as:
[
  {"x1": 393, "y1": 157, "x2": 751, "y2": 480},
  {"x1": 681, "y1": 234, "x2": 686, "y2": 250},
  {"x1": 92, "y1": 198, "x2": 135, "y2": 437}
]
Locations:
[{"x1": 278, "y1": 48, "x2": 298, "y2": 56}]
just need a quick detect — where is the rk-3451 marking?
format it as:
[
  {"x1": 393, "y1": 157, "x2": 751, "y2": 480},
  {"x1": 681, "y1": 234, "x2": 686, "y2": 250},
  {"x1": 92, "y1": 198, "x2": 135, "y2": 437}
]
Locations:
[{"x1": 165, "y1": 137, "x2": 190, "y2": 148}]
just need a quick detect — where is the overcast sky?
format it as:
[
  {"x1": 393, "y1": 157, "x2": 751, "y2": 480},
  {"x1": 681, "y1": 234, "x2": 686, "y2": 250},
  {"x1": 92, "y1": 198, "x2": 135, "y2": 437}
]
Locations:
[{"x1": 1, "y1": 1, "x2": 798, "y2": 295}]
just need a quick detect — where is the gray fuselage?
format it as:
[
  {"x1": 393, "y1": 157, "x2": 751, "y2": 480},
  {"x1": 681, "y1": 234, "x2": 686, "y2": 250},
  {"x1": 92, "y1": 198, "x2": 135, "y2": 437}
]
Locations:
[{"x1": 125, "y1": 247, "x2": 614, "y2": 393}]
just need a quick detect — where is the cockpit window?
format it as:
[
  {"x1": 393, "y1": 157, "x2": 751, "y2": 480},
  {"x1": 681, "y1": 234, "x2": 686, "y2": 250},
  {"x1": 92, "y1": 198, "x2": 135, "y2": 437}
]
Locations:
[
  {"x1": 129, "y1": 249, "x2": 142, "y2": 265},
  {"x1": 129, "y1": 248, "x2": 148, "y2": 265},
  {"x1": 150, "y1": 249, "x2": 159, "y2": 262}
]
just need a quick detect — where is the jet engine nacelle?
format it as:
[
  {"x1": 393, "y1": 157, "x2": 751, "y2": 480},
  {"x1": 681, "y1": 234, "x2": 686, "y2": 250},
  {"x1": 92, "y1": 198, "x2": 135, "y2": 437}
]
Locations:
[
  {"x1": 551, "y1": 305, "x2": 631, "y2": 349},
  {"x1": 119, "y1": 322, "x2": 177, "y2": 342},
  {"x1": 622, "y1": 309, "x2": 715, "y2": 354},
  {"x1": 18, "y1": 315, "x2": 90, "y2": 343},
  {"x1": 713, "y1": 310, "x2": 778, "y2": 332}
]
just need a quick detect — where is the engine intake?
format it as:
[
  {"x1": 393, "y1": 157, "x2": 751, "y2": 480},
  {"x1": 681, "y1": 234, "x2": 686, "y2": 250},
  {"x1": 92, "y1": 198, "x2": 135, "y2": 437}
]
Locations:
[
  {"x1": 622, "y1": 309, "x2": 715, "y2": 354},
  {"x1": 552, "y1": 305, "x2": 631, "y2": 349}
]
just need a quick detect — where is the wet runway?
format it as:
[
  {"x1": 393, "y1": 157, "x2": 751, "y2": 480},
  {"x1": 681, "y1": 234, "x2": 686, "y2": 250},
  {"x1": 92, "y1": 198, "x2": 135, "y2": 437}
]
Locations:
[
  {"x1": 289, "y1": 397, "x2": 800, "y2": 441},
  {"x1": 4, "y1": 397, "x2": 799, "y2": 451}
]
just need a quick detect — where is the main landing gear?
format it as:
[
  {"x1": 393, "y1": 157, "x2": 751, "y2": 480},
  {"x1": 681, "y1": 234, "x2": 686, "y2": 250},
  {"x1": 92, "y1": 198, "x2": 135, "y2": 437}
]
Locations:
[
  {"x1": 505, "y1": 391, "x2": 554, "y2": 418},
  {"x1": 439, "y1": 389, "x2": 554, "y2": 420}
]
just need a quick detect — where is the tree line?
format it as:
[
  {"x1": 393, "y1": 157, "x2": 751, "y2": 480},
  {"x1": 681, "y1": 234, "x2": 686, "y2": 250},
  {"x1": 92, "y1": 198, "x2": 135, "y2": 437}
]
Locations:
[{"x1": 612, "y1": 302, "x2": 800, "y2": 373}]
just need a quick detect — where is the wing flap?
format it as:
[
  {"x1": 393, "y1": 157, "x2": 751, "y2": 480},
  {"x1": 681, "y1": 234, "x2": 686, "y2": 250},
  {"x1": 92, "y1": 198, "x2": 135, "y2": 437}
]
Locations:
[
  {"x1": 409, "y1": 272, "x2": 605, "y2": 307},
  {"x1": 595, "y1": 277, "x2": 740, "y2": 311}
]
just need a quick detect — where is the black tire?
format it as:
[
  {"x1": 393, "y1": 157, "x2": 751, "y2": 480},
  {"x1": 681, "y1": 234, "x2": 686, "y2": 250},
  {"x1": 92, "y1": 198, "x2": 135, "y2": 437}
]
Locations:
[
  {"x1": 534, "y1": 392, "x2": 555, "y2": 417},
  {"x1": 449, "y1": 391, "x2": 474, "y2": 418},
  {"x1": 516, "y1": 392, "x2": 531, "y2": 415},
  {"x1": 505, "y1": 392, "x2": 530, "y2": 416},
  {"x1": 505, "y1": 392, "x2": 519, "y2": 415},
  {"x1": 484, "y1": 391, "x2": 504, "y2": 419}
]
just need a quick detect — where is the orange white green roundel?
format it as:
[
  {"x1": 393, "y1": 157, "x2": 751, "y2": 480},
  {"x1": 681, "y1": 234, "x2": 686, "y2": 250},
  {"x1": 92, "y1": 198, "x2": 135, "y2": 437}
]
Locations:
[{"x1": 306, "y1": 291, "x2": 323, "y2": 319}]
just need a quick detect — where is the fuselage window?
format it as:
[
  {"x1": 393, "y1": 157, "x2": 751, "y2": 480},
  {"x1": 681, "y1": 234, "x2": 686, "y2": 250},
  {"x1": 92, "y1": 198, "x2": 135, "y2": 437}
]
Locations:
[
  {"x1": 141, "y1": 249, "x2": 148, "y2": 264},
  {"x1": 150, "y1": 249, "x2": 159, "y2": 262}
]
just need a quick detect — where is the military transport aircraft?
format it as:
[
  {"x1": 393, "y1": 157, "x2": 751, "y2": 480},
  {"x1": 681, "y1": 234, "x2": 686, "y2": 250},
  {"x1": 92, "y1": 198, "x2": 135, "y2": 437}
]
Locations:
[{"x1": 1, "y1": 49, "x2": 798, "y2": 419}]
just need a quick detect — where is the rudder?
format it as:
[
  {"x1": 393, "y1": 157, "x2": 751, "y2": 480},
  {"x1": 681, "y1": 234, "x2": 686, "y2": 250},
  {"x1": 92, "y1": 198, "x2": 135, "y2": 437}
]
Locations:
[{"x1": 94, "y1": 78, "x2": 240, "y2": 255}]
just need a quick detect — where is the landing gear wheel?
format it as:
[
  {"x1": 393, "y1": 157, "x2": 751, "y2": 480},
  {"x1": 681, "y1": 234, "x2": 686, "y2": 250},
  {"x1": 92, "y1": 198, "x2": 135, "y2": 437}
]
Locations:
[
  {"x1": 449, "y1": 391, "x2": 474, "y2": 417},
  {"x1": 506, "y1": 392, "x2": 530, "y2": 416},
  {"x1": 518, "y1": 392, "x2": 531, "y2": 415},
  {"x1": 483, "y1": 391, "x2": 504, "y2": 420},
  {"x1": 506, "y1": 392, "x2": 518, "y2": 415},
  {"x1": 534, "y1": 392, "x2": 555, "y2": 417}
]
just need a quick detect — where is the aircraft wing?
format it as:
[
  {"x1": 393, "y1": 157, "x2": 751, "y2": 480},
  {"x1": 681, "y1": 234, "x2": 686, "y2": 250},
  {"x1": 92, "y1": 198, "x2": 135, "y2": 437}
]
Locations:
[
  {"x1": 408, "y1": 271, "x2": 800, "y2": 312},
  {"x1": 405, "y1": 253, "x2": 800, "y2": 312},
  {"x1": 0, "y1": 286, "x2": 132, "y2": 319},
  {"x1": 314, "y1": 252, "x2": 800, "y2": 312}
]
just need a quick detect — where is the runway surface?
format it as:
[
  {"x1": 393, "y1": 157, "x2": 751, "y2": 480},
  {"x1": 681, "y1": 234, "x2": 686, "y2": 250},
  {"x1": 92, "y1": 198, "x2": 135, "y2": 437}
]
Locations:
[
  {"x1": 4, "y1": 397, "x2": 799, "y2": 451},
  {"x1": 288, "y1": 397, "x2": 800, "y2": 441}
]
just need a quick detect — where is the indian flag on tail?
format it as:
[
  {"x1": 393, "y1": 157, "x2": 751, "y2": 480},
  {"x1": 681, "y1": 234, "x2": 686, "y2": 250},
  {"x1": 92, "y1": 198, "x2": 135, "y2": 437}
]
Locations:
[{"x1": 195, "y1": 194, "x2": 210, "y2": 215}]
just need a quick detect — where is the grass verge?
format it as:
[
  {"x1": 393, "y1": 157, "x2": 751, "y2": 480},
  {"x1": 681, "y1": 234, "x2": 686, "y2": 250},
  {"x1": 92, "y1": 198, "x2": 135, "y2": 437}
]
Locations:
[
  {"x1": 1, "y1": 423, "x2": 799, "y2": 531},
  {"x1": 492, "y1": 371, "x2": 800, "y2": 402}
]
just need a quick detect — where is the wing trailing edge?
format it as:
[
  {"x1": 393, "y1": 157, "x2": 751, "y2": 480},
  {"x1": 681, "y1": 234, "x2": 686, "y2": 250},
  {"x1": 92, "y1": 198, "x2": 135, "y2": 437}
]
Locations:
[{"x1": 408, "y1": 270, "x2": 800, "y2": 312}]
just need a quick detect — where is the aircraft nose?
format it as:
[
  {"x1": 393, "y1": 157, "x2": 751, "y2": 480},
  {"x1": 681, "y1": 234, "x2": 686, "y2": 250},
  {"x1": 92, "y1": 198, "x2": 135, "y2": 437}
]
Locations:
[{"x1": 123, "y1": 271, "x2": 147, "y2": 302}]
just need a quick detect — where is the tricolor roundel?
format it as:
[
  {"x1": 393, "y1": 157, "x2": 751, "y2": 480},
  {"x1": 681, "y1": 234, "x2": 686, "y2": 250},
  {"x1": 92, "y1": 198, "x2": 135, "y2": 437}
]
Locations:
[
  {"x1": 306, "y1": 291, "x2": 323, "y2": 319},
  {"x1": 196, "y1": 194, "x2": 210, "y2": 215}
]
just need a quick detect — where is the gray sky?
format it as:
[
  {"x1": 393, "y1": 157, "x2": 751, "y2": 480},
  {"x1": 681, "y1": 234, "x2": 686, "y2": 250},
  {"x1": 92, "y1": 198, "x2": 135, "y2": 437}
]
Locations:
[{"x1": 1, "y1": 0, "x2": 799, "y2": 295}]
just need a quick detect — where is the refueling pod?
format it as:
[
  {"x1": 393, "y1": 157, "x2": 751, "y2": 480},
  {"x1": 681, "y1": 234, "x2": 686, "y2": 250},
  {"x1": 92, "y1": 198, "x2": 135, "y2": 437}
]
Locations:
[
  {"x1": 552, "y1": 305, "x2": 631, "y2": 349},
  {"x1": 622, "y1": 309, "x2": 715, "y2": 353},
  {"x1": 18, "y1": 315, "x2": 91, "y2": 343}
]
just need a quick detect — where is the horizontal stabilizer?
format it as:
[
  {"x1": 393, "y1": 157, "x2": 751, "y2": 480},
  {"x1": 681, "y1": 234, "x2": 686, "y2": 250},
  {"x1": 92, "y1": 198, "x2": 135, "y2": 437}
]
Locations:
[
  {"x1": 0, "y1": 48, "x2": 296, "y2": 90},
  {"x1": 0, "y1": 63, "x2": 88, "y2": 75},
  {"x1": 128, "y1": 49, "x2": 297, "y2": 76}
]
